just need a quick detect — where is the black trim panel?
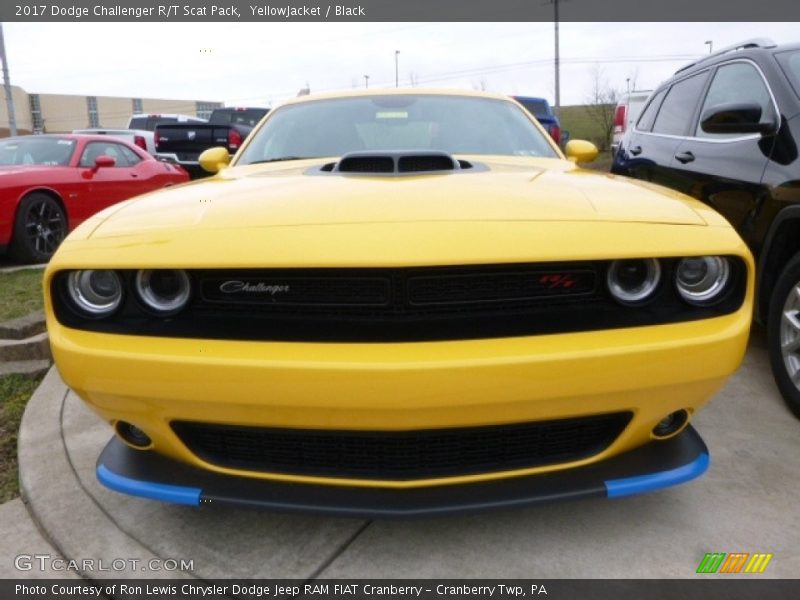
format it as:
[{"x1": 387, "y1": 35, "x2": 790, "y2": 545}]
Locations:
[{"x1": 51, "y1": 259, "x2": 747, "y2": 343}]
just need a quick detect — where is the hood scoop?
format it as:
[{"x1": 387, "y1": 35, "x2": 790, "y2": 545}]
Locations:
[{"x1": 315, "y1": 151, "x2": 478, "y2": 175}]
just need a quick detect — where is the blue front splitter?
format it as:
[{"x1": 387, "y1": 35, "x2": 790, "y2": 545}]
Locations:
[{"x1": 96, "y1": 425, "x2": 710, "y2": 518}]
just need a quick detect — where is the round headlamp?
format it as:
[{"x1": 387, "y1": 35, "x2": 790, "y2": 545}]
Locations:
[
  {"x1": 66, "y1": 270, "x2": 123, "y2": 317},
  {"x1": 135, "y1": 269, "x2": 191, "y2": 315},
  {"x1": 607, "y1": 259, "x2": 661, "y2": 305},
  {"x1": 675, "y1": 256, "x2": 731, "y2": 305}
]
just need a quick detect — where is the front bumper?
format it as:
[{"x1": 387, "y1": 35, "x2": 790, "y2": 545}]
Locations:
[
  {"x1": 97, "y1": 426, "x2": 709, "y2": 518},
  {"x1": 51, "y1": 312, "x2": 747, "y2": 489}
]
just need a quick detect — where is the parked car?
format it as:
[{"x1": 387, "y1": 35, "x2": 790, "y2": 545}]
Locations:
[
  {"x1": 155, "y1": 107, "x2": 269, "y2": 177},
  {"x1": 45, "y1": 89, "x2": 752, "y2": 516},
  {"x1": 513, "y1": 96, "x2": 561, "y2": 145},
  {"x1": 610, "y1": 90, "x2": 652, "y2": 155},
  {"x1": 0, "y1": 134, "x2": 190, "y2": 263},
  {"x1": 611, "y1": 38, "x2": 800, "y2": 418},
  {"x1": 75, "y1": 113, "x2": 206, "y2": 156}
]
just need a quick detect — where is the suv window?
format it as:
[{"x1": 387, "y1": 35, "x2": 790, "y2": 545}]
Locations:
[
  {"x1": 635, "y1": 89, "x2": 667, "y2": 132},
  {"x1": 651, "y1": 72, "x2": 708, "y2": 136},
  {"x1": 516, "y1": 99, "x2": 550, "y2": 119},
  {"x1": 696, "y1": 62, "x2": 773, "y2": 138},
  {"x1": 775, "y1": 49, "x2": 800, "y2": 100}
]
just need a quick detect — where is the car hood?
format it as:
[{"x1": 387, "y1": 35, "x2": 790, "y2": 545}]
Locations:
[{"x1": 86, "y1": 157, "x2": 708, "y2": 239}]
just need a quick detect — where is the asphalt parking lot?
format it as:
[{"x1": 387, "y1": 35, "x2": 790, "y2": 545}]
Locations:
[{"x1": 9, "y1": 324, "x2": 799, "y2": 580}]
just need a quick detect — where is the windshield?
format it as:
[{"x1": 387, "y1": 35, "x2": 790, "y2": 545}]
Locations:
[
  {"x1": 0, "y1": 137, "x2": 76, "y2": 166},
  {"x1": 237, "y1": 95, "x2": 558, "y2": 165}
]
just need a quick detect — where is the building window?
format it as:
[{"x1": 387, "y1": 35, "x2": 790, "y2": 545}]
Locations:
[
  {"x1": 196, "y1": 100, "x2": 222, "y2": 120},
  {"x1": 29, "y1": 94, "x2": 44, "y2": 133},
  {"x1": 87, "y1": 96, "x2": 99, "y2": 127},
  {"x1": 132, "y1": 98, "x2": 143, "y2": 114}
]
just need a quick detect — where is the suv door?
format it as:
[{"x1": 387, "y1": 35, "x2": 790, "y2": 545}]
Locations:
[
  {"x1": 670, "y1": 61, "x2": 778, "y2": 245},
  {"x1": 621, "y1": 71, "x2": 709, "y2": 189}
]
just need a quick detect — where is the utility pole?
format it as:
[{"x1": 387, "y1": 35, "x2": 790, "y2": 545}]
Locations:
[
  {"x1": 395, "y1": 50, "x2": 400, "y2": 88},
  {"x1": 364, "y1": 75, "x2": 370, "y2": 89},
  {"x1": 553, "y1": 0, "x2": 560, "y2": 118},
  {"x1": 0, "y1": 23, "x2": 18, "y2": 136},
  {"x1": 705, "y1": 40, "x2": 713, "y2": 54}
]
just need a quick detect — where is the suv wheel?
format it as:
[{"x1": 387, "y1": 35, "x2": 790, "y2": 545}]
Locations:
[{"x1": 768, "y1": 252, "x2": 800, "y2": 419}]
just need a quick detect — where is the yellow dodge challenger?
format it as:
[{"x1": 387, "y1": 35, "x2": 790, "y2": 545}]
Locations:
[{"x1": 45, "y1": 90, "x2": 753, "y2": 516}]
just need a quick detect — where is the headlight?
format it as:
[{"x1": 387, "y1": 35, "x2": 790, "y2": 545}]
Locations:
[
  {"x1": 607, "y1": 258, "x2": 661, "y2": 305},
  {"x1": 66, "y1": 270, "x2": 123, "y2": 317},
  {"x1": 675, "y1": 256, "x2": 731, "y2": 305},
  {"x1": 135, "y1": 269, "x2": 191, "y2": 315}
]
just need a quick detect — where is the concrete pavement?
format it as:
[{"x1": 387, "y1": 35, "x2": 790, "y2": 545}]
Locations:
[{"x1": 6, "y1": 327, "x2": 800, "y2": 579}]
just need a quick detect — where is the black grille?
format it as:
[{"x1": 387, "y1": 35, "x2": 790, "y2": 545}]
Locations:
[
  {"x1": 199, "y1": 264, "x2": 596, "y2": 308},
  {"x1": 171, "y1": 412, "x2": 632, "y2": 480}
]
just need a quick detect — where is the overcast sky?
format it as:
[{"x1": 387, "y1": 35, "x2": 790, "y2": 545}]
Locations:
[{"x1": 4, "y1": 22, "x2": 800, "y2": 108}]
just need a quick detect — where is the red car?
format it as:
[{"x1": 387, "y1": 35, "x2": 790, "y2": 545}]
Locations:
[{"x1": 0, "y1": 134, "x2": 189, "y2": 263}]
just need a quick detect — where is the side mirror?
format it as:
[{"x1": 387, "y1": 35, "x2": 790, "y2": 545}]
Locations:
[
  {"x1": 93, "y1": 155, "x2": 115, "y2": 170},
  {"x1": 199, "y1": 147, "x2": 231, "y2": 174},
  {"x1": 700, "y1": 102, "x2": 777, "y2": 135},
  {"x1": 565, "y1": 139, "x2": 598, "y2": 163}
]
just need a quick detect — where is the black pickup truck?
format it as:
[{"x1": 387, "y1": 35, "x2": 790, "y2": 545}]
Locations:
[{"x1": 155, "y1": 107, "x2": 269, "y2": 177}]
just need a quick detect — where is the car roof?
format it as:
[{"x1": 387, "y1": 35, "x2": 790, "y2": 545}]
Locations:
[
  {"x1": 277, "y1": 87, "x2": 518, "y2": 108},
  {"x1": 672, "y1": 39, "x2": 800, "y2": 79},
  {"x1": 512, "y1": 96, "x2": 549, "y2": 102},
  {"x1": 1, "y1": 134, "x2": 151, "y2": 156},
  {"x1": 2, "y1": 133, "x2": 137, "y2": 144}
]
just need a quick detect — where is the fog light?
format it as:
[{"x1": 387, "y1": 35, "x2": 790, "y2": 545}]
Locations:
[
  {"x1": 116, "y1": 421, "x2": 152, "y2": 449},
  {"x1": 652, "y1": 409, "x2": 689, "y2": 439}
]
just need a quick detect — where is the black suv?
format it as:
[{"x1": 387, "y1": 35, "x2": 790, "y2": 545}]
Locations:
[{"x1": 612, "y1": 39, "x2": 800, "y2": 418}]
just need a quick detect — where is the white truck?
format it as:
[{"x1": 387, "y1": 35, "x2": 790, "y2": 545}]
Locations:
[
  {"x1": 73, "y1": 113, "x2": 206, "y2": 156},
  {"x1": 610, "y1": 91, "x2": 652, "y2": 156}
]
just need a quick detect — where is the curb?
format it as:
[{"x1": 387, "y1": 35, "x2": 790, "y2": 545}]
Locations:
[
  {"x1": 17, "y1": 368, "x2": 190, "y2": 580},
  {"x1": 0, "y1": 263, "x2": 46, "y2": 274},
  {"x1": 0, "y1": 359, "x2": 51, "y2": 379},
  {"x1": 0, "y1": 310, "x2": 53, "y2": 378},
  {"x1": 0, "y1": 310, "x2": 46, "y2": 340},
  {"x1": 0, "y1": 332, "x2": 51, "y2": 362}
]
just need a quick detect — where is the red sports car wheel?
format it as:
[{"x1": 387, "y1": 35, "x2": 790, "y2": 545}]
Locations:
[{"x1": 11, "y1": 192, "x2": 67, "y2": 263}]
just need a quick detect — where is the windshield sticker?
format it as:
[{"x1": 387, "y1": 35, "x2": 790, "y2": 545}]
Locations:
[{"x1": 376, "y1": 111, "x2": 409, "y2": 120}]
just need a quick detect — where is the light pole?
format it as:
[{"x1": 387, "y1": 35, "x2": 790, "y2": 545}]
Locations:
[
  {"x1": 395, "y1": 50, "x2": 400, "y2": 88},
  {"x1": 0, "y1": 23, "x2": 18, "y2": 136},
  {"x1": 553, "y1": 0, "x2": 560, "y2": 118},
  {"x1": 364, "y1": 75, "x2": 370, "y2": 89},
  {"x1": 705, "y1": 40, "x2": 713, "y2": 54}
]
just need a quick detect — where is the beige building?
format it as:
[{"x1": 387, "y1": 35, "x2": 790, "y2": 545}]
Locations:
[{"x1": 0, "y1": 85, "x2": 222, "y2": 136}]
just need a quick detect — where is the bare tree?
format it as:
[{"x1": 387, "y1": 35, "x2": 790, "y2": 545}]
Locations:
[{"x1": 584, "y1": 64, "x2": 619, "y2": 152}]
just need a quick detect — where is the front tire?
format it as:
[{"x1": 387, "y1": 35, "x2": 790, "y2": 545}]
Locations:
[
  {"x1": 767, "y1": 252, "x2": 800, "y2": 419},
  {"x1": 9, "y1": 192, "x2": 67, "y2": 264}
]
